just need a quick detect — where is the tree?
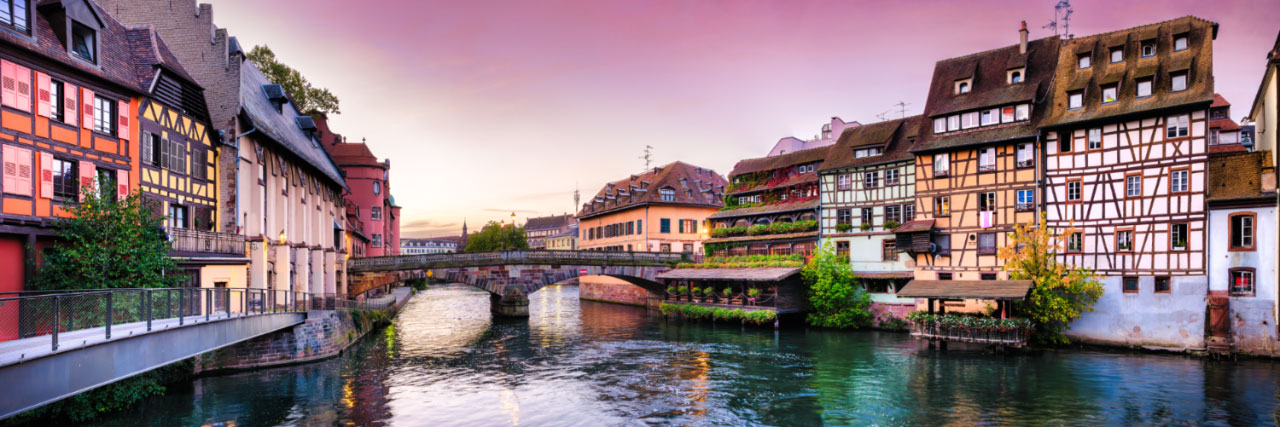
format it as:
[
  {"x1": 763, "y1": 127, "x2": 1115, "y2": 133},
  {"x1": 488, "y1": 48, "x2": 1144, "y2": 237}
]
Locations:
[
  {"x1": 803, "y1": 242, "x2": 872, "y2": 328},
  {"x1": 246, "y1": 45, "x2": 341, "y2": 116},
  {"x1": 464, "y1": 221, "x2": 529, "y2": 252},
  {"x1": 31, "y1": 181, "x2": 185, "y2": 290},
  {"x1": 997, "y1": 213, "x2": 1104, "y2": 345}
]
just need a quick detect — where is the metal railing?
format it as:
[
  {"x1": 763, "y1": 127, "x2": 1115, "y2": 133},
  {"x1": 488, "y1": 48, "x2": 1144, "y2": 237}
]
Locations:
[
  {"x1": 348, "y1": 249, "x2": 694, "y2": 272},
  {"x1": 0, "y1": 287, "x2": 392, "y2": 352},
  {"x1": 169, "y1": 228, "x2": 248, "y2": 257}
]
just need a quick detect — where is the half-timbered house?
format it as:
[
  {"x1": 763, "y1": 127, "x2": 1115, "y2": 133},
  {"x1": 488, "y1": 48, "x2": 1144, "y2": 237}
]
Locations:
[
  {"x1": 817, "y1": 116, "x2": 920, "y2": 321},
  {"x1": 1205, "y1": 150, "x2": 1275, "y2": 355},
  {"x1": 705, "y1": 147, "x2": 826, "y2": 257},
  {"x1": 1039, "y1": 16, "x2": 1217, "y2": 349},
  {"x1": 896, "y1": 24, "x2": 1058, "y2": 309}
]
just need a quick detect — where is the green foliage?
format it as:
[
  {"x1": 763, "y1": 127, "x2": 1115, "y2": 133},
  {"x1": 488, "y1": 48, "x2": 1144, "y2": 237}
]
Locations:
[
  {"x1": 709, "y1": 220, "x2": 817, "y2": 238},
  {"x1": 406, "y1": 278, "x2": 429, "y2": 292},
  {"x1": 877, "y1": 313, "x2": 909, "y2": 331},
  {"x1": 803, "y1": 242, "x2": 872, "y2": 328},
  {"x1": 666, "y1": 285, "x2": 676, "y2": 294},
  {"x1": 721, "y1": 287, "x2": 732, "y2": 297},
  {"x1": 998, "y1": 213, "x2": 1105, "y2": 345},
  {"x1": 464, "y1": 221, "x2": 529, "y2": 252},
  {"x1": 32, "y1": 182, "x2": 185, "y2": 290},
  {"x1": 835, "y1": 223, "x2": 853, "y2": 233},
  {"x1": 247, "y1": 45, "x2": 341, "y2": 116},
  {"x1": 677, "y1": 254, "x2": 803, "y2": 269},
  {"x1": 747, "y1": 288, "x2": 761, "y2": 298},
  {"x1": 883, "y1": 220, "x2": 901, "y2": 231},
  {"x1": 905, "y1": 311, "x2": 1034, "y2": 334},
  {"x1": 690, "y1": 286, "x2": 702, "y2": 295},
  {"x1": 17, "y1": 359, "x2": 194, "y2": 422},
  {"x1": 658, "y1": 303, "x2": 776, "y2": 326},
  {"x1": 743, "y1": 310, "x2": 777, "y2": 326},
  {"x1": 859, "y1": 222, "x2": 872, "y2": 232}
]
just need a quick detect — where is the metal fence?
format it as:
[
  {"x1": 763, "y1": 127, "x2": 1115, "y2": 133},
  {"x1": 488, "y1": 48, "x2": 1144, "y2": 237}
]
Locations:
[{"x1": 0, "y1": 287, "x2": 393, "y2": 352}]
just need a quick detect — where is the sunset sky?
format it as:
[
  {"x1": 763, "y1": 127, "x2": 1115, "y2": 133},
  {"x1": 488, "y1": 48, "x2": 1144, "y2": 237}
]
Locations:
[{"x1": 210, "y1": 0, "x2": 1280, "y2": 237}]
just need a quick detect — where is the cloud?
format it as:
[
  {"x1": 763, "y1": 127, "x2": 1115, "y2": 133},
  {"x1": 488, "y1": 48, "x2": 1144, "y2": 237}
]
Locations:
[
  {"x1": 401, "y1": 219, "x2": 458, "y2": 232},
  {"x1": 481, "y1": 208, "x2": 541, "y2": 214}
]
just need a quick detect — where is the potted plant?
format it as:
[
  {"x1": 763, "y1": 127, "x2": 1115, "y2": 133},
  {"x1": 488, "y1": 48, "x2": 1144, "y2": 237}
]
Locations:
[
  {"x1": 747, "y1": 288, "x2": 761, "y2": 305},
  {"x1": 702, "y1": 287, "x2": 715, "y2": 300},
  {"x1": 690, "y1": 286, "x2": 702, "y2": 301},
  {"x1": 836, "y1": 223, "x2": 853, "y2": 233},
  {"x1": 884, "y1": 220, "x2": 901, "y2": 231},
  {"x1": 722, "y1": 287, "x2": 733, "y2": 299},
  {"x1": 859, "y1": 222, "x2": 873, "y2": 232}
]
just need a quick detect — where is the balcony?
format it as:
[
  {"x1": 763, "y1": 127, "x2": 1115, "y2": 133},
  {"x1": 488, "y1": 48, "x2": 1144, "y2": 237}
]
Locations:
[{"x1": 169, "y1": 229, "x2": 247, "y2": 257}]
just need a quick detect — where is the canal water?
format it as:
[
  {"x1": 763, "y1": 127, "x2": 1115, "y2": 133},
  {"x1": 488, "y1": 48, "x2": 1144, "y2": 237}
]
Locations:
[{"x1": 98, "y1": 284, "x2": 1279, "y2": 426}]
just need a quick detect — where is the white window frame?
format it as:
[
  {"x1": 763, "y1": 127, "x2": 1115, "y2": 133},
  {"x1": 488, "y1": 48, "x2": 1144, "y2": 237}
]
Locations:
[
  {"x1": 1171, "y1": 72, "x2": 1187, "y2": 92},
  {"x1": 1067, "y1": 181, "x2": 1082, "y2": 201},
  {"x1": 885, "y1": 168, "x2": 899, "y2": 186},
  {"x1": 933, "y1": 153, "x2": 950, "y2": 176},
  {"x1": 962, "y1": 111, "x2": 979, "y2": 129},
  {"x1": 1015, "y1": 104, "x2": 1030, "y2": 121},
  {"x1": 1171, "y1": 170, "x2": 1189, "y2": 193},
  {"x1": 1126, "y1": 175, "x2": 1141, "y2": 197},
  {"x1": 1068, "y1": 92, "x2": 1083, "y2": 110},
  {"x1": 978, "y1": 148, "x2": 995, "y2": 172},
  {"x1": 1174, "y1": 35, "x2": 1188, "y2": 51},
  {"x1": 933, "y1": 117, "x2": 946, "y2": 134},
  {"x1": 1110, "y1": 47, "x2": 1124, "y2": 63},
  {"x1": 1088, "y1": 128, "x2": 1102, "y2": 150},
  {"x1": 1016, "y1": 143, "x2": 1033, "y2": 167},
  {"x1": 1078, "y1": 54, "x2": 1091, "y2": 69},
  {"x1": 947, "y1": 115, "x2": 960, "y2": 131},
  {"x1": 1137, "y1": 79, "x2": 1153, "y2": 98}
]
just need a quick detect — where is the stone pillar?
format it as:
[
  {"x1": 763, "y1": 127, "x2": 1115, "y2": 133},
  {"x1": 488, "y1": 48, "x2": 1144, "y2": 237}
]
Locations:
[
  {"x1": 310, "y1": 249, "x2": 325, "y2": 296},
  {"x1": 324, "y1": 251, "x2": 337, "y2": 296},
  {"x1": 490, "y1": 285, "x2": 529, "y2": 317},
  {"x1": 249, "y1": 240, "x2": 267, "y2": 290}
]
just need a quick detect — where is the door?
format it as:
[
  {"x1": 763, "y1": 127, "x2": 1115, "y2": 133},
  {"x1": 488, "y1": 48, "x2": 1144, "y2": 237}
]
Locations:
[{"x1": 0, "y1": 237, "x2": 23, "y2": 340}]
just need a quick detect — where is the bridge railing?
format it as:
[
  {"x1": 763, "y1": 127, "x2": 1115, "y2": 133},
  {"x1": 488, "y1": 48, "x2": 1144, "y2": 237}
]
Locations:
[
  {"x1": 0, "y1": 287, "x2": 392, "y2": 352},
  {"x1": 348, "y1": 249, "x2": 695, "y2": 271}
]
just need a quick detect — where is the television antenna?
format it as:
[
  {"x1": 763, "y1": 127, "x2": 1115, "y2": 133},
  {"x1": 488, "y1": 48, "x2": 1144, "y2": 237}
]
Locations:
[
  {"x1": 1043, "y1": 0, "x2": 1074, "y2": 40},
  {"x1": 640, "y1": 145, "x2": 654, "y2": 169},
  {"x1": 875, "y1": 101, "x2": 911, "y2": 121}
]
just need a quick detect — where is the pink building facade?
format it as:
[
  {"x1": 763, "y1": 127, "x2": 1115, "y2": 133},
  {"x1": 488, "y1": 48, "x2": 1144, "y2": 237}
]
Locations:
[
  {"x1": 316, "y1": 116, "x2": 400, "y2": 257},
  {"x1": 766, "y1": 117, "x2": 861, "y2": 157}
]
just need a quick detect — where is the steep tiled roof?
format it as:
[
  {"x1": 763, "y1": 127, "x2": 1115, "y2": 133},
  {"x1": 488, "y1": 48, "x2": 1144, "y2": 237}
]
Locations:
[
  {"x1": 239, "y1": 62, "x2": 346, "y2": 189},
  {"x1": 123, "y1": 25, "x2": 199, "y2": 89},
  {"x1": 1210, "y1": 93, "x2": 1230, "y2": 108},
  {"x1": 0, "y1": 1, "x2": 147, "y2": 94},
  {"x1": 1041, "y1": 16, "x2": 1218, "y2": 128},
  {"x1": 707, "y1": 198, "x2": 818, "y2": 220},
  {"x1": 524, "y1": 214, "x2": 573, "y2": 231},
  {"x1": 577, "y1": 161, "x2": 727, "y2": 219},
  {"x1": 1210, "y1": 118, "x2": 1241, "y2": 131},
  {"x1": 914, "y1": 36, "x2": 1059, "y2": 152},
  {"x1": 729, "y1": 145, "x2": 830, "y2": 177},
  {"x1": 1207, "y1": 150, "x2": 1275, "y2": 203},
  {"x1": 819, "y1": 115, "x2": 920, "y2": 171}
]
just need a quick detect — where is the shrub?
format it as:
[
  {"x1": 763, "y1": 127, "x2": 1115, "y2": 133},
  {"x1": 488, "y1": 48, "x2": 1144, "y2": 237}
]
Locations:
[
  {"x1": 690, "y1": 286, "x2": 702, "y2": 295},
  {"x1": 659, "y1": 303, "x2": 775, "y2": 327},
  {"x1": 747, "y1": 224, "x2": 769, "y2": 236},
  {"x1": 836, "y1": 223, "x2": 853, "y2": 233},
  {"x1": 803, "y1": 242, "x2": 872, "y2": 328},
  {"x1": 747, "y1": 288, "x2": 761, "y2": 298},
  {"x1": 744, "y1": 310, "x2": 777, "y2": 326},
  {"x1": 883, "y1": 220, "x2": 901, "y2": 231},
  {"x1": 702, "y1": 287, "x2": 715, "y2": 296},
  {"x1": 721, "y1": 287, "x2": 733, "y2": 297},
  {"x1": 666, "y1": 286, "x2": 676, "y2": 294}
]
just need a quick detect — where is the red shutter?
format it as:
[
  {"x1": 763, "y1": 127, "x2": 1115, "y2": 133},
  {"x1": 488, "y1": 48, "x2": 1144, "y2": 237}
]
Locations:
[
  {"x1": 35, "y1": 71, "x2": 49, "y2": 117},
  {"x1": 0, "y1": 60, "x2": 15, "y2": 110},
  {"x1": 63, "y1": 83, "x2": 77, "y2": 127},
  {"x1": 14, "y1": 63, "x2": 31, "y2": 113},
  {"x1": 116, "y1": 169, "x2": 128, "y2": 201},
  {"x1": 81, "y1": 88, "x2": 94, "y2": 130},
  {"x1": 78, "y1": 160, "x2": 94, "y2": 202},
  {"x1": 1, "y1": 145, "x2": 16, "y2": 195},
  {"x1": 39, "y1": 151, "x2": 52, "y2": 199},
  {"x1": 117, "y1": 100, "x2": 129, "y2": 140},
  {"x1": 14, "y1": 148, "x2": 31, "y2": 196}
]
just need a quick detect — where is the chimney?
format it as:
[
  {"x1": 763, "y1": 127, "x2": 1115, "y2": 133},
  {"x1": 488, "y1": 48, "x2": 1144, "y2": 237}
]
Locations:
[{"x1": 1019, "y1": 21, "x2": 1029, "y2": 54}]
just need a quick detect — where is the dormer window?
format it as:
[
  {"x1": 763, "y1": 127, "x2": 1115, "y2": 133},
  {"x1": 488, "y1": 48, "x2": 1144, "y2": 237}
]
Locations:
[
  {"x1": 1009, "y1": 70, "x2": 1023, "y2": 84},
  {"x1": 1171, "y1": 72, "x2": 1188, "y2": 92},
  {"x1": 954, "y1": 78, "x2": 972, "y2": 95},
  {"x1": 1136, "y1": 78, "x2": 1154, "y2": 98},
  {"x1": 71, "y1": 22, "x2": 96, "y2": 63},
  {"x1": 1101, "y1": 84, "x2": 1118, "y2": 104},
  {"x1": 1077, "y1": 53, "x2": 1091, "y2": 69},
  {"x1": 659, "y1": 188, "x2": 675, "y2": 202},
  {"x1": 1110, "y1": 47, "x2": 1124, "y2": 63},
  {"x1": 0, "y1": 0, "x2": 29, "y2": 33},
  {"x1": 1141, "y1": 42, "x2": 1156, "y2": 58},
  {"x1": 263, "y1": 84, "x2": 287, "y2": 113},
  {"x1": 1068, "y1": 90, "x2": 1084, "y2": 110},
  {"x1": 1173, "y1": 34, "x2": 1188, "y2": 51}
]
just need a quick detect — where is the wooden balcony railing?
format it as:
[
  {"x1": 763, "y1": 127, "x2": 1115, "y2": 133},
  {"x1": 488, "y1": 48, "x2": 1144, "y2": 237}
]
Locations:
[{"x1": 169, "y1": 229, "x2": 247, "y2": 257}]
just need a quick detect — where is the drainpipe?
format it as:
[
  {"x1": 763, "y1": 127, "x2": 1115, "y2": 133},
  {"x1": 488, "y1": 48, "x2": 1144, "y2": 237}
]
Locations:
[{"x1": 235, "y1": 124, "x2": 258, "y2": 234}]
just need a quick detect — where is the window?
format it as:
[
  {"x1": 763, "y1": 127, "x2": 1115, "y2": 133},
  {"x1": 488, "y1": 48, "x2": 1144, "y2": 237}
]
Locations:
[
  {"x1": 1010, "y1": 70, "x2": 1022, "y2": 84},
  {"x1": 169, "y1": 205, "x2": 188, "y2": 229},
  {"x1": 933, "y1": 118, "x2": 946, "y2": 134},
  {"x1": 659, "y1": 188, "x2": 675, "y2": 201},
  {"x1": 371, "y1": 206, "x2": 382, "y2": 221},
  {"x1": 837, "y1": 174, "x2": 851, "y2": 190},
  {"x1": 1230, "y1": 268, "x2": 1255, "y2": 296},
  {"x1": 49, "y1": 80, "x2": 63, "y2": 122},
  {"x1": 660, "y1": 243, "x2": 671, "y2": 253},
  {"x1": 1077, "y1": 53, "x2": 1091, "y2": 69},
  {"x1": 90, "y1": 95, "x2": 117, "y2": 135},
  {"x1": 885, "y1": 205, "x2": 901, "y2": 224},
  {"x1": 1101, "y1": 84, "x2": 1118, "y2": 104},
  {"x1": 1088, "y1": 128, "x2": 1102, "y2": 150},
  {"x1": 1126, "y1": 174, "x2": 1142, "y2": 197},
  {"x1": 1170, "y1": 169, "x2": 1188, "y2": 193},
  {"x1": 1141, "y1": 43, "x2": 1155, "y2": 57},
  {"x1": 981, "y1": 109, "x2": 995, "y2": 126},
  {"x1": 1116, "y1": 229, "x2": 1133, "y2": 251},
  {"x1": 1210, "y1": 129, "x2": 1220, "y2": 145},
  {"x1": 1110, "y1": 47, "x2": 1124, "y2": 63},
  {"x1": 1068, "y1": 91, "x2": 1083, "y2": 110},
  {"x1": 836, "y1": 241, "x2": 849, "y2": 258},
  {"x1": 96, "y1": 168, "x2": 115, "y2": 201},
  {"x1": 978, "y1": 148, "x2": 995, "y2": 172},
  {"x1": 903, "y1": 204, "x2": 915, "y2": 222},
  {"x1": 373, "y1": 181, "x2": 381, "y2": 195},
  {"x1": 51, "y1": 157, "x2": 77, "y2": 201},
  {"x1": 71, "y1": 21, "x2": 96, "y2": 63},
  {"x1": 681, "y1": 219, "x2": 697, "y2": 234},
  {"x1": 1167, "y1": 114, "x2": 1189, "y2": 138},
  {"x1": 658, "y1": 218, "x2": 671, "y2": 234},
  {"x1": 372, "y1": 234, "x2": 382, "y2": 247},
  {"x1": 1016, "y1": 189, "x2": 1034, "y2": 211},
  {"x1": 1174, "y1": 35, "x2": 1188, "y2": 51},
  {"x1": 836, "y1": 208, "x2": 852, "y2": 225},
  {"x1": 683, "y1": 243, "x2": 694, "y2": 253},
  {"x1": 882, "y1": 240, "x2": 898, "y2": 261},
  {"x1": 855, "y1": 147, "x2": 882, "y2": 158},
  {"x1": 885, "y1": 169, "x2": 899, "y2": 185},
  {"x1": 1066, "y1": 180, "x2": 1081, "y2": 201},
  {"x1": 1136, "y1": 78, "x2": 1153, "y2": 98},
  {"x1": 957, "y1": 81, "x2": 970, "y2": 94},
  {"x1": 1016, "y1": 143, "x2": 1033, "y2": 168},
  {"x1": 934, "y1": 196, "x2": 950, "y2": 216},
  {"x1": 978, "y1": 233, "x2": 996, "y2": 255},
  {"x1": 938, "y1": 272, "x2": 953, "y2": 280},
  {"x1": 1059, "y1": 135, "x2": 1072, "y2": 153},
  {"x1": 947, "y1": 115, "x2": 960, "y2": 131},
  {"x1": 861, "y1": 207, "x2": 873, "y2": 225},
  {"x1": 1155, "y1": 276, "x2": 1171, "y2": 293},
  {"x1": 0, "y1": 0, "x2": 29, "y2": 33},
  {"x1": 978, "y1": 191, "x2": 996, "y2": 212},
  {"x1": 933, "y1": 153, "x2": 950, "y2": 177},
  {"x1": 1001, "y1": 106, "x2": 1015, "y2": 123},
  {"x1": 1015, "y1": 104, "x2": 1029, "y2": 121},
  {"x1": 1067, "y1": 232, "x2": 1082, "y2": 252},
  {"x1": 864, "y1": 171, "x2": 879, "y2": 188},
  {"x1": 962, "y1": 111, "x2": 979, "y2": 129},
  {"x1": 1171, "y1": 72, "x2": 1187, "y2": 92},
  {"x1": 1170, "y1": 223, "x2": 1187, "y2": 251},
  {"x1": 1123, "y1": 277, "x2": 1139, "y2": 293},
  {"x1": 637, "y1": 219, "x2": 642, "y2": 234},
  {"x1": 1230, "y1": 213, "x2": 1255, "y2": 250}
]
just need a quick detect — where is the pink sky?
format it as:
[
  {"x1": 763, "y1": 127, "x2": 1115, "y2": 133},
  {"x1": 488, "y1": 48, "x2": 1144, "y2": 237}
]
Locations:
[{"x1": 210, "y1": 0, "x2": 1280, "y2": 237}]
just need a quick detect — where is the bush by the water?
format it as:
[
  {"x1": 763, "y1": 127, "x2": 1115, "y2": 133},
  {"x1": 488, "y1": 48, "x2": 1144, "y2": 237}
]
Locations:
[
  {"x1": 659, "y1": 303, "x2": 777, "y2": 326},
  {"x1": 803, "y1": 242, "x2": 871, "y2": 328}
]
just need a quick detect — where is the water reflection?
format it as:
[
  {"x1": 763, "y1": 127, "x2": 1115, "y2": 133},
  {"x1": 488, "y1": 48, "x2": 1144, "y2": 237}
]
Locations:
[{"x1": 94, "y1": 284, "x2": 1280, "y2": 426}]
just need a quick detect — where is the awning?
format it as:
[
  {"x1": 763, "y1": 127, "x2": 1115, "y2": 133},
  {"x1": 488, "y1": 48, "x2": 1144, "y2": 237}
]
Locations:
[
  {"x1": 656, "y1": 267, "x2": 801, "y2": 282},
  {"x1": 892, "y1": 219, "x2": 934, "y2": 233},
  {"x1": 896, "y1": 280, "x2": 1033, "y2": 301}
]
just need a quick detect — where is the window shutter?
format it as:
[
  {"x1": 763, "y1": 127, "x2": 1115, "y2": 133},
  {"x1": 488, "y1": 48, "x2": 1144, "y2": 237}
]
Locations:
[
  {"x1": 678, "y1": 219, "x2": 684, "y2": 233},
  {"x1": 1, "y1": 145, "x2": 16, "y2": 195},
  {"x1": 35, "y1": 71, "x2": 50, "y2": 117},
  {"x1": 13, "y1": 147, "x2": 31, "y2": 197},
  {"x1": 0, "y1": 60, "x2": 15, "y2": 110},
  {"x1": 78, "y1": 160, "x2": 94, "y2": 202},
  {"x1": 63, "y1": 83, "x2": 77, "y2": 126},
  {"x1": 140, "y1": 131, "x2": 152, "y2": 165},
  {"x1": 173, "y1": 141, "x2": 185, "y2": 174},
  {"x1": 117, "y1": 100, "x2": 129, "y2": 139},
  {"x1": 81, "y1": 88, "x2": 94, "y2": 130},
  {"x1": 159, "y1": 138, "x2": 169, "y2": 170},
  {"x1": 39, "y1": 152, "x2": 52, "y2": 199},
  {"x1": 13, "y1": 64, "x2": 30, "y2": 113},
  {"x1": 116, "y1": 169, "x2": 128, "y2": 201}
]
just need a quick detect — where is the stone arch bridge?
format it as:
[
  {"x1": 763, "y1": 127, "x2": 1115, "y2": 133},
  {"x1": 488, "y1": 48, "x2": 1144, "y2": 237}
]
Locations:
[{"x1": 347, "y1": 251, "x2": 690, "y2": 316}]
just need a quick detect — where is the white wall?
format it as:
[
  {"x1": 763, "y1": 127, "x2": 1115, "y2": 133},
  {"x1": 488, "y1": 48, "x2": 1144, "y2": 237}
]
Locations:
[
  {"x1": 1067, "y1": 275, "x2": 1207, "y2": 349},
  {"x1": 1208, "y1": 206, "x2": 1277, "y2": 354}
]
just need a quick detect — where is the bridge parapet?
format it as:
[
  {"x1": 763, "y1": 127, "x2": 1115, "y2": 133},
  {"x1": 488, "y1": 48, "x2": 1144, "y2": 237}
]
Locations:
[{"x1": 348, "y1": 250, "x2": 693, "y2": 273}]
